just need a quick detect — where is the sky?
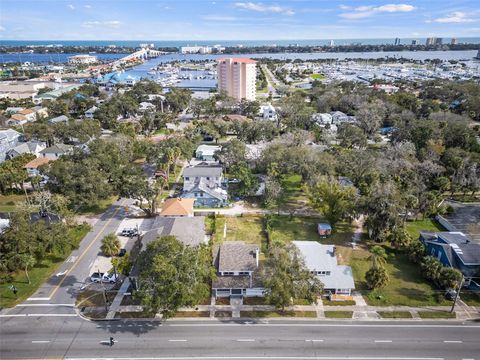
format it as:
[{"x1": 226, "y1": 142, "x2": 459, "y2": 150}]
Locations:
[{"x1": 0, "y1": 0, "x2": 479, "y2": 41}]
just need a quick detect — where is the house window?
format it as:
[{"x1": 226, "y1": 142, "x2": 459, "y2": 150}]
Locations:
[
  {"x1": 185, "y1": 177, "x2": 190, "y2": 181},
  {"x1": 238, "y1": 271, "x2": 249, "y2": 275},
  {"x1": 326, "y1": 271, "x2": 331, "y2": 276},
  {"x1": 222, "y1": 272, "x2": 234, "y2": 276},
  {"x1": 207, "y1": 177, "x2": 210, "y2": 180}
]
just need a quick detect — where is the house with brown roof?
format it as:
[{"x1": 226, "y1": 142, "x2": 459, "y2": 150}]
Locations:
[
  {"x1": 212, "y1": 241, "x2": 265, "y2": 298},
  {"x1": 160, "y1": 198, "x2": 194, "y2": 217},
  {"x1": 24, "y1": 157, "x2": 50, "y2": 177}
]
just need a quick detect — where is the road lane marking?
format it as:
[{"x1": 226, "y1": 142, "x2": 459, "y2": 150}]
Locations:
[
  {"x1": 16, "y1": 303, "x2": 74, "y2": 307},
  {"x1": 443, "y1": 340, "x2": 463, "y2": 343},
  {"x1": 48, "y1": 199, "x2": 126, "y2": 299},
  {"x1": 0, "y1": 314, "x2": 77, "y2": 317},
  {"x1": 27, "y1": 297, "x2": 51, "y2": 301},
  {"x1": 31, "y1": 340, "x2": 50, "y2": 343},
  {"x1": 375, "y1": 340, "x2": 393, "y2": 343},
  {"x1": 236, "y1": 339, "x2": 255, "y2": 342},
  {"x1": 168, "y1": 339, "x2": 187, "y2": 342},
  {"x1": 169, "y1": 323, "x2": 479, "y2": 329},
  {"x1": 64, "y1": 356, "x2": 445, "y2": 359},
  {"x1": 305, "y1": 339, "x2": 324, "y2": 342}
]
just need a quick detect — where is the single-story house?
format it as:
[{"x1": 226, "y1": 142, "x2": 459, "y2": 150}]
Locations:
[
  {"x1": 212, "y1": 241, "x2": 265, "y2": 298},
  {"x1": 84, "y1": 106, "x2": 97, "y2": 119},
  {"x1": 142, "y1": 216, "x2": 207, "y2": 248},
  {"x1": 48, "y1": 115, "x2": 69, "y2": 124},
  {"x1": 39, "y1": 144, "x2": 73, "y2": 160},
  {"x1": 195, "y1": 144, "x2": 221, "y2": 162},
  {"x1": 317, "y1": 223, "x2": 332, "y2": 237},
  {"x1": 293, "y1": 241, "x2": 355, "y2": 295},
  {"x1": 24, "y1": 157, "x2": 50, "y2": 177},
  {"x1": 160, "y1": 198, "x2": 194, "y2": 217},
  {"x1": 420, "y1": 231, "x2": 480, "y2": 290}
]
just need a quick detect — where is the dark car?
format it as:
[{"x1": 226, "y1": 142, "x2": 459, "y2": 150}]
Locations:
[{"x1": 118, "y1": 248, "x2": 127, "y2": 257}]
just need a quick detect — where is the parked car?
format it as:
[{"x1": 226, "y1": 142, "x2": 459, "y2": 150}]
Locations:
[
  {"x1": 118, "y1": 248, "x2": 127, "y2": 257},
  {"x1": 102, "y1": 272, "x2": 118, "y2": 284},
  {"x1": 90, "y1": 272, "x2": 104, "y2": 283},
  {"x1": 119, "y1": 228, "x2": 138, "y2": 237}
]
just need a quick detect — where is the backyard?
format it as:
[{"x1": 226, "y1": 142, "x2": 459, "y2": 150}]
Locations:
[{"x1": 0, "y1": 193, "x2": 26, "y2": 212}]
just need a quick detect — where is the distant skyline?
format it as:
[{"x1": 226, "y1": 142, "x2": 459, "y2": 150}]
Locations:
[{"x1": 1, "y1": 0, "x2": 479, "y2": 41}]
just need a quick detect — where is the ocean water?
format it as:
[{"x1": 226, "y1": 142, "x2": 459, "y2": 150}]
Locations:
[{"x1": 1, "y1": 38, "x2": 480, "y2": 47}]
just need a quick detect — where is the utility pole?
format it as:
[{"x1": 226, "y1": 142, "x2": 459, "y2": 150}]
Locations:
[{"x1": 450, "y1": 275, "x2": 464, "y2": 313}]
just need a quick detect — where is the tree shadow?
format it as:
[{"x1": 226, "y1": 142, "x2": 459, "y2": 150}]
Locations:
[{"x1": 94, "y1": 320, "x2": 162, "y2": 336}]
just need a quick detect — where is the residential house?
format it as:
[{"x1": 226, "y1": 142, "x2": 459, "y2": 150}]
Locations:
[
  {"x1": 181, "y1": 165, "x2": 227, "y2": 207},
  {"x1": 195, "y1": 144, "x2": 221, "y2": 162},
  {"x1": 24, "y1": 157, "x2": 50, "y2": 177},
  {"x1": 0, "y1": 129, "x2": 22, "y2": 161},
  {"x1": 330, "y1": 111, "x2": 355, "y2": 125},
  {"x1": 160, "y1": 198, "x2": 195, "y2": 217},
  {"x1": 39, "y1": 144, "x2": 73, "y2": 160},
  {"x1": 312, "y1": 113, "x2": 333, "y2": 125},
  {"x1": 5, "y1": 141, "x2": 46, "y2": 160},
  {"x1": 34, "y1": 85, "x2": 81, "y2": 103},
  {"x1": 138, "y1": 102, "x2": 156, "y2": 112},
  {"x1": 142, "y1": 216, "x2": 207, "y2": 248},
  {"x1": 293, "y1": 241, "x2": 355, "y2": 295},
  {"x1": 212, "y1": 241, "x2": 265, "y2": 298},
  {"x1": 48, "y1": 115, "x2": 69, "y2": 124},
  {"x1": 84, "y1": 106, "x2": 98, "y2": 119},
  {"x1": 258, "y1": 103, "x2": 277, "y2": 122},
  {"x1": 420, "y1": 231, "x2": 480, "y2": 290}
]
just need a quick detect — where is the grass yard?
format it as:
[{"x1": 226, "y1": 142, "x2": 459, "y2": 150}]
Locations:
[
  {"x1": 324, "y1": 311, "x2": 353, "y2": 318},
  {"x1": 418, "y1": 311, "x2": 456, "y2": 319},
  {"x1": 0, "y1": 223, "x2": 90, "y2": 308},
  {"x1": 311, "y1": 73, "x2": 326, "y2": 80},
  {"x1": 0, "y1": 194, "x2": 26, "y2": 212},
  {"x1": 243, "y1": 297, "x2": 269, "y2": 305},
  {"x1": 460, "y1": 292, "x2": 480, "y2": 306},
  {"x1": 175, "y1": 311, "x2": 210, "y2": 318},
  {"x1": 378, "y1": 311, "x2": 413, "y2": 319},
  {"x1": 77, "y1": 196, "x2": 117, "y2": 216},
  {"x1": 322, "y1": 300, "x2": 356, "y2": 306},
  {"x1": 405, "y1": 218, "x2": 445, "y2": 240},
  {"x1": 350, "y1": 245, "x2": 451, "y2": 307},
  {"x1": 215, "y1": 311, "x2": 232, "y2": 318},
  {"x1": 240, "y1": 310, "x2": 317, "y2": 318},
  {"x1": 76, "y1": 289, "x2": 117, "y2": 308},
  {"x1": 212, "y1": 215, "x2": 266, "y2": 250}
]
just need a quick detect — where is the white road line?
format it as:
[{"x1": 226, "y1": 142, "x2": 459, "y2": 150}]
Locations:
[
  {"x1": 168, "y1": 339, "x2": 187, "y2": 342},
  {"x1": 305, "y1": 339, "x2": 324, "y2": 342},
  {"x1": 169, "y1": 323, "x2": 478, "y2": 329},
  {"x1": 65, "y1": 356, "x2": 445, "y2": 360},
  {"x1": 27, "y1": 297, "x2": 51, "y2": 301},
  {"x1": 443, "y1": 340, "x2": 463, "y2": 343},
  {"x1": 0, "y1": 314, "x2": 77, "y2": 318},
  {"x1": 31, "y1": 340, "x2": 50, "y2": 344},
  {"x1": 16, "y1": 303, "x2": 74, "y2": 307},
  {"x1": 375, "y1": 340, "x2": 393, "y2": 343},
  {"x1": 236, "y1": 339, "x2": 255, "y2": 342}
]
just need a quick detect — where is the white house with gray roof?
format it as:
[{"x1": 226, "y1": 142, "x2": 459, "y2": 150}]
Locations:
[
  {"x1": 212, "y1": 241, "x2": 265, "y2": 298},
  {"x1": 293, "y1": 241, "x2": 355, "y2": 295},
  {"x1": 142, "y1": 216, "x2": 207, "y2": 248},
  {"x1": 181, "y1": 164, "x2": 227, "y2": 207}
]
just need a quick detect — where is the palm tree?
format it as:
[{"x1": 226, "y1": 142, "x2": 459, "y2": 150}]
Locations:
[
  {"x1": 420, "y1": 256, "x2": 443, "y2": 284},
  {"x1": 369, "y1": 245, "x2": 387, "y2": 268},
  {"x1": 365, "y1": 266, "x2": 389, "y2": 289},
  {"x1": 101, "y1": 234, "x2": 121, "y2": 257}
]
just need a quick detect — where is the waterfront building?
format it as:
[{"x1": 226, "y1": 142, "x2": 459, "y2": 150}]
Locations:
[
  {"x1": 329, "y1": 40, "x2": 335, "y2": 46},
  {"x1": 217, "y1": 57, "x2": 256, "y2": 101},
  {"x1": 426, "y1": 37, "x2": 436, "y2": 46},
  {"x1": 451, "y1": 38, "x2": 458, "y2": 45},
  {"x1": 411, "y1": 39, "x2": 419, "y2": 45},
  {"x1": 68, "y1": 54, "x2": 97, "y2": 65},
  {"x1": 394, "y1": 38, "x2": 401, "y2": 45}
]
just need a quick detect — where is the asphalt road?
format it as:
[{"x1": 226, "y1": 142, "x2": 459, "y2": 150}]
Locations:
[{"x1": 1, "y1": 316, "x2": 479, "y2": 360}]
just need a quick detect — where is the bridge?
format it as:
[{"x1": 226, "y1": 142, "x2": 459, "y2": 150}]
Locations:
[{"x1": 112, "y1": 48, "x2": 164, "y2": 67}]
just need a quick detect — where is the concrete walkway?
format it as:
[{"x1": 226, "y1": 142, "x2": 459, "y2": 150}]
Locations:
[{"x1": 105, "y1": 277, "x2": 131, "y2": 319}]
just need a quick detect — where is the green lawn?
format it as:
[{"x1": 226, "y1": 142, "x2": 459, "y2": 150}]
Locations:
[
  {"x1": 460, "y1": 292, "x2": 480, "y2": 306},
  {"x1": 240, "y1": 310, "x2": 317, "y2": 318},
  {"x1": 76, "y1": 196, "x2": 117, "y2": 216},
  {"x1": 0, "y1": 223, "x2": 90, "y2": 308},
  {"x1": 378, "y1": 311, "x2": 413, "y2": 319},
  {"x1": 212, "y1": 215, "x2": 266, "y2": 250},
  {"x1": 350, "y1": 245, "x2": 451, "y2": 307},
  {"x1": 175, "y1": 311, "x2": 210, "y2": 318},
  {"x1": 405, "y1": 218, "x2": 445, "y2": 240},
  {"x1": 324, "y1": 311, "x2": 353, "y2": 318},
  {"x1": 0, "y1": 194, "x2": 26, "y2": 212},
  {"x1": 323, "y1": 300, "x2": 356, "y2": 306},
  {"x1": 311, "y1": 73, "x2": 326, "y2": 80},
  {"x1": 418, "y1": 311, "x2": 456, "y2": 319}
]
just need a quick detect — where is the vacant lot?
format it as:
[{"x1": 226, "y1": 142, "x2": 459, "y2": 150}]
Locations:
[
  {"x1": 350, "y1": 245, "x2": 450, "y2": 307},
  {"x1": 405, "y1": 218, "x2": 444, "y2": 240},
  {"x1": 213, "y1": 215, "x2": 266, "y2": 248},
  {"x1": 0, "y1": 194, "x2": 25, "y2": 212}
]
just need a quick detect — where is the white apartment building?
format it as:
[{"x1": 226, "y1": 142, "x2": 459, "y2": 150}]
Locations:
[
  {"x1": 217, "y1": 58, "x2": 256, "y2": 101},
  {"x1": 68, "y1": 55, "x2": 97, "y2": 65}
]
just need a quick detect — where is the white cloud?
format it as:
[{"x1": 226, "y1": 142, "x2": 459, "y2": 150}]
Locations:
[
  {"x1": 235, "y1": 2, "x2": 295, "y2": 16},
  {"x1": 339, "y1": 5, "x2": 352, "y2": 10},
  {"x1": 340, "y1": 3, "x2": 415, "y2": 19},
  {"x1": 67, "y1": 4, "x2": 75, "y2": 10},
  {"x1": 203, "y1": 15, "x2": 237, "y2": 21},
  {"x1": 0, "y1": 25, "x2": 5, "y2": 31},
  {"x1": 82, "y1": 20, "x2": 122, "y2": 28},
  {"x1": 431, "y1": 11, "x2": 475, "y2": 23},
  {"x1": 84, "y1": 5, "x2": 92, "y2": 9}
]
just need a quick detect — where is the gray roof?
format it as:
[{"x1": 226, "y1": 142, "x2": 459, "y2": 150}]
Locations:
[
  {"x1": 0, "y1": 129, "x2": 21, "y2": 143},
  {"x1": 183, "y1": 165, "x2": 223, "y2": 178},
  {"x1": 196, "y1": 179, "x2": 228, "y2": 201},
  {"x1": 420, "y1": 231, "x2": 480, "y2": 265},
  {"x1": 142, "y1": 216, "x2": 206, "y2": 247},
  {"x1": 212, "y1": 273, "x2": 263, "y2": 289},
  {"x1": 213, "y1": 241, "x2": 259, "y2": 272},
  {"x1": 292, "y1": 241, "x2": 355, "y2": 291},
  {"x1": 440, "y1": 202, "x2": 480, "y2": 242},
  {"x1": 39, "y1": 144, "x2": 72, "y2": 154},
  {"x1": 48, "y1": 115, "x2": 69, "y2": 124},
  {"x1": 6, "y1": 141, "x2": 44, "y2": 158}
]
